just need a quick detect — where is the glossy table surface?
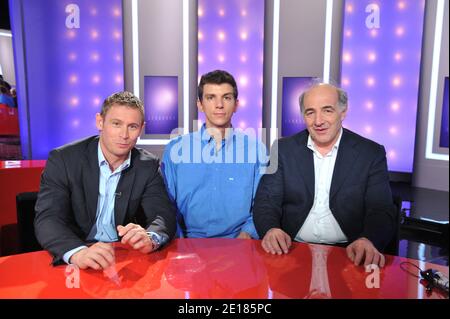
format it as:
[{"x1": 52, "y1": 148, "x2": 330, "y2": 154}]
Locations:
[{"x1": 0, "y1": 239, "x2": 448, "y2": 299}]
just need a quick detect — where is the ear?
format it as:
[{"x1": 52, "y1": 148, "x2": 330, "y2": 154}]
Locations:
[
  {"x1": 197, "y1": 99, "x2": 204, "y2": 113},
  {"x1": 95, "y1": 113, "x2": 104, "y2": 131},
  {"x1": 340, "y1": 108, "x2": 347, "y2": 122},
  {"x1": 139, "y1": 122, "x2": 145, "y2": 136},
  {"x1": 233, "y1": 99, "x2": 239, "y2": 113}
]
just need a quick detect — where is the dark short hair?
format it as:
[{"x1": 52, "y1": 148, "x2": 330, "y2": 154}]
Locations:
[
  {"x1": 100, "y1": 91, "x2": 145, "y2": 123},
  {"x1": 197, "y1": 70, "x2": 238, "y2": 101}
]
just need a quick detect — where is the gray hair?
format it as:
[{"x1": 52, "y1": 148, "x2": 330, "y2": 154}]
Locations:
[{"x1": 299, "y1": 81, "x2": 348, "y2": 114}]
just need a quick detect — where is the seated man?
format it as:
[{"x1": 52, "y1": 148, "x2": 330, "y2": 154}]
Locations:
[
  {"x1": 162, "y1": 70, "x2": 266, "y2": 239},
  {"x1": 254, "y1": 82, "x2": 396, "y2": 267},
  {"x1": 35, "y1": 91, "x2": 177, "y2": 269}
]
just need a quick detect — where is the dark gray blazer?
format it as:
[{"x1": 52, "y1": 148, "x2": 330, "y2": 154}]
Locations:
[
  {"x1": 253, "y1": 129, "x2": 396, "y2": 251},
  {"x1": 34, "y1": 136, "x2": 177, "y2": 265}
]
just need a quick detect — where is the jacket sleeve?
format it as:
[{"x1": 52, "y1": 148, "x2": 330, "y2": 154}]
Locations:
[
  {"x1": 253, "y1": 141, "x2": 285, "y2": 238},
  {"x1": 140, "y1": 161, "x2": 177, "y2": 244},
  {"x1": 34, "y1": 149, "x2": 86, "y2": 265},
  {"x1": 360, "y1": 145, "x2": 396, "y2": 251}
]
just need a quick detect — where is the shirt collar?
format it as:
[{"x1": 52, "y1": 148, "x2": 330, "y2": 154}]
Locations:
[
  {"x1": 199, "y1": 123, "x2": 235, "y2": 146},
  {"x1": 97, "y1": 142, "x2": 131, "y2": 173},
  {"x1": 307, "y1": 127, "x2": 343, "y2": 155}
]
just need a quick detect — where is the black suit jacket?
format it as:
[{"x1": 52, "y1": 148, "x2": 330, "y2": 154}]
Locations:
[
  {"x1": 254, "y1": 129, "x2": 396, "y2": 251},
  {"x1": 34, "y1": 136, "x2": 177, "y2": 265}
]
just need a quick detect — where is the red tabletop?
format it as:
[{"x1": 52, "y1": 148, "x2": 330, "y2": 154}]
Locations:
[{"x1": 0, "y1": 238, "x2": 447, "y2": 299}]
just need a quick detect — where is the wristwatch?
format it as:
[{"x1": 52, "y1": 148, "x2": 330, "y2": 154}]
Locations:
[{"x1": 146, "y1": 232, "x2": 162, "y2": 251}]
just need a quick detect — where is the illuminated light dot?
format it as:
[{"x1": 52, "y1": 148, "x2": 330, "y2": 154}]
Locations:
[
  {"x1": 388, "y1": 150, "x2": 397, "y2": 159},
  {"x1": 240, "y1": 31, "x2": 248, "y2": 41},
  {"x1": 368, "y1": 52, "x2": 377, "y2": 62},
  {"x1": 198, "y1": 7, "x2": 204, "y2": 17},
  {"x1": 90, "y1": 8, "x2": 97, "y2": 16},
  {"x1": 259, "y1": 121, "x2": 262, "y2": 128},
  {"x1": 218, "y1": 9, "x2": 225, "y2": 16},
  {"x1": 364, "y1": 125, "x2": 372, "y2": 134},
  {"x1": 115, "y1": 54, "x2": 122, "y2": 62},
  {"x1": 240, "y1": 54, "x2": 247, "y2": 63},
  {"x1": 72, "y1": 119, "x2": 80, "y2": 128},
  {"x1": 241, "y1": 9, "x2": 247, "y2": 17},
  {"x1": 343, "y1": 52, "x2": 352, "y2": 63},
  {"x1": 389, "y1": 126, "x2": 398, "y2": 135},
  {"x1": 366, "y1": 77, "x2": 375, "y2": 87},
  {"x1": 217, "y1": 54, "x2": 225, "y2": 63},
  {"x1": 198, "y1": 31, "x2": 204, "y2": 40},
  {"x1": 68, "y1": 52, "x2": 77, "y2": 61},
  {"x1": 365, "y1": 101, "x2": 374, "y2": 110},
  {"x1": 239, "y1": 121, "x2": 247, "y2": 129},
  {"x1": 91, "y1": 30, "x2": 99, "y2": 39},
  {"x1": 217, "y1": 31, "x2": 226, "y2": 41},
  {"x1": 198, "y1": 54, "x2": 204, "y2": 63},
  {"x1": 69, "y1": 75, "x2": 78, "y2": 84},
  {"x1": 398, "y1": 1, "x2": 406, "y2": 10},
  {"x1": 115, "y1": 75, "x2": 123, "y2": 84},
  {"x1": 392, "y1": 76, "x2": 402, "y2": 87},
  {"x1": 346, "y1": 4, "x2": 353, "y2": 13},
  {"x1": 239, "y1": 76, "x2": 248, "y2": 87},
  {"x1": 91, "y1": 52, "x2": 99, "y2": 61},
  {"x1": 70, "y1": 97, "x2": 79, "y2": 106},
  {"x1": 391, "y1": 102, "x2": 400, "y2": 112},
  {"x1": 345, "y1": 29, "x2": 352, "y2": 37},
  {"x1": 395, "y1": 26, "x2": 405, "y2": 37},
  {"x1": 342, "y1": 78, "x2": 350, "y2": 87},
  {"x1": 394, "y1": 52, "x2": 403, "y2": 62},
  {"x1": 92, "y1": 75, "x2": 100, "y2": 84},
  {"x1": 370, "y1": 29, "x2": 378, "y2": 37},
  {"x1": 113, "y1": 30, "x2": 121, "y2": 40},
  {"x1": 239, "y1": 99, "x2": 246, "y2": 107},
  {"x1": 67, "y1": 30, "x2": 76, "y2": 39},
  {"x1": 113, "y1": 7, "x2": 121, "y2": 17},
  {"x1": 93, "y1": 97, "x2": 101, "y2": 106}
]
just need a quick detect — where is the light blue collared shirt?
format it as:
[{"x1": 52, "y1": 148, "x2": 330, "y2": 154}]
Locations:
[
  {"x1": 161, "y1": 124, "x2": 267, "y2": 239},
  {"x1": 62, "y1": 144, "x2": 130, "y2": 264}
]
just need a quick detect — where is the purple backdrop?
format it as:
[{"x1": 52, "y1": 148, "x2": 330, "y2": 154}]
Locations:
[
  {"x1": 341, "y1": 0, "x2": 425, "y2": 172},
  {"x1": 11, "y1": 0, "x2": 124, "y2": 159},
  {"x1": 281, "y1": 77, "x2": 315, "y2": 137},
  {"x1": 143, "y1": 76, "x2": 178, "y2": 135},
  {"x1": 197, "y1": 0, "x2": 264, "y2": 130},
  {"x1": 440, "y1": 77, "x2": 449, "y2": 148}
]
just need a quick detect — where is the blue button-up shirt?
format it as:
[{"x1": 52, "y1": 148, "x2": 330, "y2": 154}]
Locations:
[{"x1": 161, "y1": 125, "x2": 267, "y2": 239}]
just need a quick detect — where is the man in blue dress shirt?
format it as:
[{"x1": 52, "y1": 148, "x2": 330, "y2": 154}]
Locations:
[{"x1": 161, "y1": 70, "x2": 267, "y2": 239}]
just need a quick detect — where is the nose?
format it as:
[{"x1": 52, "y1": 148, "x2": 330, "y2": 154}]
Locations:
[
  {"x1": 314, "y1": 113, "x2": 324, "y2": 127},
  {"x1": 120, "y1": 126, "x2": 129, "y2": 139},
  {"x1": 216, "y1": 97, "x2": 224, "y2": 109}
]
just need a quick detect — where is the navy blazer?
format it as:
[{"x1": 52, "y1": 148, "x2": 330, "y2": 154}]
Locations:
[
  {"x1": 253, "y1": 129, "x2": 396, "y2": 251},
  {"x1": 34, "y1": 136, "x2": 177, "y2": 265}
]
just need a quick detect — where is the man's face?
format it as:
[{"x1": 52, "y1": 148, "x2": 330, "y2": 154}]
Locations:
[
  {"x1": 96, "y1": 104, "x2": 144, "y2": 162},
  {"x1": 302, "y1": 85, "x2": 346, "y2": 150},
  {"x1": 197, "y1": 83, "x2": 238, "y2": 129}
]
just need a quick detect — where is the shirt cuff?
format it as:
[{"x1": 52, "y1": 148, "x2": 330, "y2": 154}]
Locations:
[
  {"x1": 63, "y1": 245, "x2": 88, "y2": 264},
  {"x1": 241, "y1": 223, "x2": 259, "y2": 239}
]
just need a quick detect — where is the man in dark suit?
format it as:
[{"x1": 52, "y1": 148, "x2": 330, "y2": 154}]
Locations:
[
  {"x1": 35, "y1": 91, "x2": 177, "y2": 269},
  {"x1": 254, "y1": 83, "x2": 395, "y2": 267}
]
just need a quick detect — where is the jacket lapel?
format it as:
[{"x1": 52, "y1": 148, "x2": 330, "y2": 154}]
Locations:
[
  {"x1": 293, "y1": 132, "x2": 315, "y2": 197},
  {"x1": 330, "y1": 130, "x2": 359, "y2": 200},
  {"x1": 82, "y1": 137, "x2": 100, "y2": 225},
  {"x1": 114, "y1": 152, "x2": 136, "y2": 226}
]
